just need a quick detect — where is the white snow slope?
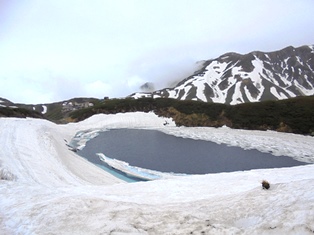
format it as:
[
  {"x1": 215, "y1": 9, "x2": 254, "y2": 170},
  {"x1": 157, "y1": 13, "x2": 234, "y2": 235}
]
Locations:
[{"x1": 1, "y1": 112, "x2": 314, "y2": 234}]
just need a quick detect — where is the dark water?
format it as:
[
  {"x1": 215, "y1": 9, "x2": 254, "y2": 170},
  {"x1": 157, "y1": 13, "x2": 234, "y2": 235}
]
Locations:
[{"x1": 78, "y1": 129, "x2": 308, "y2": 174}]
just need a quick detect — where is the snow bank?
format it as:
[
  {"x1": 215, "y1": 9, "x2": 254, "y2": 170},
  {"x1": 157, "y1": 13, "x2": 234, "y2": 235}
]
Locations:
[
  {"x1": 0, "y1": 117, "x2": 123, "y2": 186},
  {"x1": 98, "y1": 153, "x2": 184, "y2": 181},
  {"x1": 159, "y1": 126, "x2": 314, "y2": 163},
  {"x1": 1, "y1": 112, "x2": 314, "y2": 234}
]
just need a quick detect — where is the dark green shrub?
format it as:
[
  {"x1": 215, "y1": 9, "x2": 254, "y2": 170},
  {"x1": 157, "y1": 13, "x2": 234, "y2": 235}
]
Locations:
[{"x1": 262, "y1": 180, "x2": 270, "y2": 190}]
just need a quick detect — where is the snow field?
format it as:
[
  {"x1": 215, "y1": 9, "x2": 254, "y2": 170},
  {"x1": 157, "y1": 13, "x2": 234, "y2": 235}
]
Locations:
[{"x1": 0, "y1": 112, "x2": 314, "y2": 234}]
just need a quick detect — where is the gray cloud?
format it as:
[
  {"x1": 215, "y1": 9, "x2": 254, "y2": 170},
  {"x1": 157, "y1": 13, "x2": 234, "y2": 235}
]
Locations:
[{"x1": 0, "y1": 0, "x2": 313, "y2": 103}]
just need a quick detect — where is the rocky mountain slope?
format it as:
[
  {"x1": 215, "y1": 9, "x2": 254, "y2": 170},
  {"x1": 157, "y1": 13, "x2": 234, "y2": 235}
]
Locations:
[
  {"x1": 130, "y1": 45, "x2": 314, "y2": 104},
  {"x1": 0, "y1": 97, "x2": 100, "y2": 123}
]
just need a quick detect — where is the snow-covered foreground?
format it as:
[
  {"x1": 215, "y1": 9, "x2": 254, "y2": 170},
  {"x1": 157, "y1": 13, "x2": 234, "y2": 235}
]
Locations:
[{"x1": 1, "y1": 112, "x2": 314, "y2": 234}]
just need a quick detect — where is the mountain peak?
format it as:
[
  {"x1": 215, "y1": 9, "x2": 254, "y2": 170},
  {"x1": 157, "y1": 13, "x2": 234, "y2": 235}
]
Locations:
[{"x1": 130, "y1": 45, "x2": 314, "y2": 104}]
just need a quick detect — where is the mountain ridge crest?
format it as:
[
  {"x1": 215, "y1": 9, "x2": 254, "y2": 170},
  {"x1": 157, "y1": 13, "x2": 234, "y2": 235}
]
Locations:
[{"x1": 130, "y1": 45, "x2": 314, "y2": 104}]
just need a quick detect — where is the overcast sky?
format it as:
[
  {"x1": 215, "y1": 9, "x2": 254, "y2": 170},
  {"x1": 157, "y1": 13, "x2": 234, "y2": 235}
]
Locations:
[{"x1": 1, "y1": 0, "x2": 314, "y2": 104}]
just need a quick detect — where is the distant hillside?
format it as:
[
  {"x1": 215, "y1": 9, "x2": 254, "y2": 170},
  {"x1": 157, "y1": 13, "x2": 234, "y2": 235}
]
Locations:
[
  {"x1": 0, "y1": 107, "x2": 43, "y2": 119},
  {"x1": 0, "y1": 97, "x2": 101, "y2": 123},
  {"x1": 130, "y1": 45, "x2": 314, "y2": 104},
  {"x1": 1, "y1": 95, "x2": 313, "y2": 135},
  {"x1": 69, "y1": 96, "x2": 314, "y2": 135}
]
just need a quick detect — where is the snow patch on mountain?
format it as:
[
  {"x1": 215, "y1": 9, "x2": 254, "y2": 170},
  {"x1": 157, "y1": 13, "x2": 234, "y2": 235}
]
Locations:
[
  {"x1": 41, "y1": 105, "x2": 47, "y2": 114},
  {"x1": 130, "y1": 45, "x2": 314, "y2": 104}
]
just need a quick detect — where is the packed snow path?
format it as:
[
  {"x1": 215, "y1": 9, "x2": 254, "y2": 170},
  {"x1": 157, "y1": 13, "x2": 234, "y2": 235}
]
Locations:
[{"x1": 1, "y1": 112, "x2": 314, "y2": 234}]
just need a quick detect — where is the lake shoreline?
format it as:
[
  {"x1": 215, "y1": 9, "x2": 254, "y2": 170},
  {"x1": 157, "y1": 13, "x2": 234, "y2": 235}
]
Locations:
[{"x1": 75, "y1": 128, "x2": 309, "y2": 180}]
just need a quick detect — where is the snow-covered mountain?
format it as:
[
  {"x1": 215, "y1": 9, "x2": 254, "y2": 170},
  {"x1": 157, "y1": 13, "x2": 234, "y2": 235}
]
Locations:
[{"x1": 130, "y1": 45, "x2": 314, "y2": 104}]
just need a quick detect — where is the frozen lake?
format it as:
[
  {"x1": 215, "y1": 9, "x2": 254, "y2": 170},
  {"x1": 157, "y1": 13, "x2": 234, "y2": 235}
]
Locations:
[{"x1": 78, "y1": 128, "x2": 308, "y2": 175}]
